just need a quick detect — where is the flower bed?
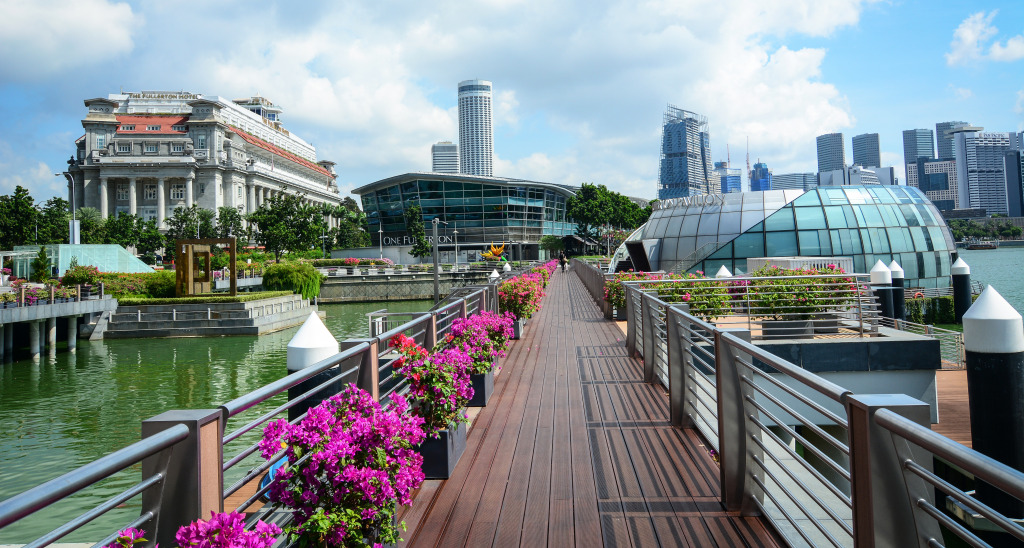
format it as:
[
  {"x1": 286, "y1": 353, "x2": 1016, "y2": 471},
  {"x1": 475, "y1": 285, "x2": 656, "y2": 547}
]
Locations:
[
  {"x1": 604, "y1": 270, "x2": 663, "y2": 310},
  {"x1": 437, "y1": 311, "x2": 515, "y2": 374},
  {"x1": 389, "y1": 333, "x2": 474, "y2": 436},
  {"x1": 498, "y1": 272, "x2": 546, "y2": 321}
]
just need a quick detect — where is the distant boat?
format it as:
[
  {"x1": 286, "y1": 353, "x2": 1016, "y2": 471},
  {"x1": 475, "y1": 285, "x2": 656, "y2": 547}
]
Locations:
[{"x1": 966, "y1": 239, "x2": 998, "y2": 250}]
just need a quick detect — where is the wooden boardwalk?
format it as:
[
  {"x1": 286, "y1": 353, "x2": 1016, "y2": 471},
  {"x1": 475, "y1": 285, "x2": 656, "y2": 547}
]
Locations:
[{"x1": 400, "y1": 268, "x2": 783, "y2": 547}]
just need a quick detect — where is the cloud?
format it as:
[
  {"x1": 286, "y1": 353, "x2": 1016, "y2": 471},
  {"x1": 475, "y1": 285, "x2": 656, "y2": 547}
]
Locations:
[
  {"x1": 946, "y1": 10, "x2": 1024, "y2": 66},
  {"x1": 0, "y1": 0, "x2": 140, "y2": 82},
  {"x1": 950, "y1": 85, "x2": 974, "y2": 100},
  {"x1": 0, "y1": 140, "x2": 64, "y2": 197}
]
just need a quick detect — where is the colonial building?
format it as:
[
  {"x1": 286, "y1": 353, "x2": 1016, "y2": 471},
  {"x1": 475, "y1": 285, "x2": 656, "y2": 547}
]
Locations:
[{"x1": 69, "y1": 91, "x2": 341, "y2": 229}]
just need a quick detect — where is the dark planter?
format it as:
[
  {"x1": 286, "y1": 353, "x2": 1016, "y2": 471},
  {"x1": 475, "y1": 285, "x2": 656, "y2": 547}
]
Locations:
[
  {"x1": 812, "y1": 313, "x2": 840, "y2": 334},
  {"x1": 417, "y1": 420, "x2": 467, "y2": 479},
  {"x1": 511, "y1": 319, "x2": 526, "y2": 340},
  {"x1": 761, "y1": 319, "x2": 814, "y2": 340},
  {"x1": 81, "y1": 286, "x2": 93, "y2": 299},
  {"x1": 37, "y1": 299, "x2": 49, "y2": 306},
  {"x1": 468, "y1": 371, "x2": 494, "y2": 407},
  {"x1": 614, "y1": 307, "x2": 627, "y2": 321}
]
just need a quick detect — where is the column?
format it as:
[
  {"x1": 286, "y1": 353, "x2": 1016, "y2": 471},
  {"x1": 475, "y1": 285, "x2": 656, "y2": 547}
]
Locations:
[
  {"x1": 3, "y1": 323, "x2": 11, "y2": 355},
  {"x1": 247, "y1": 180, "x2": 256, "y2": 213},
  {"x1": 157, "y1": 177, "x2": 166, "y2": 228},
  {"x1": 99, "y1": 177, "x2": 109, "y2": 218},
  {"x1": 47, "y1": 317, "x2": 57, "y2": 349},
  {"x1": 186, "y1": 175, "x2": 194, "y2": 208},
  {"x1": 128, "y1": 177, "x2": 137, "y2": 216},
  {"x1": 67, "y1": 316, "x2": 78, "y2": 352},
  {"x1": 29, "y1": 321, "x2": 40, "y2": 359}
]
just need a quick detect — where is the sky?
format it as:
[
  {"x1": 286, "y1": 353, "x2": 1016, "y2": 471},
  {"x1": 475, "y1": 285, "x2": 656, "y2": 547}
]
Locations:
[{"x1": 0, "y1": 0, "x2": 1022, "y2": 204}]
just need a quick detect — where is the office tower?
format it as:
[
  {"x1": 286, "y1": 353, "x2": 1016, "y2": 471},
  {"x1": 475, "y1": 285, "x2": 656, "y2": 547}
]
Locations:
[
  {"x1": 1004, "y1": 133, "x2": 1024, "y2": 216},
  {"x1": 750, "y1": 162, "x2": 772, "y2": 191},
  {"x1": 713, "y1": 161, "x2": 741, "y2": 193},
  {"x1": 458, "y1": 79, "x2": 493, "y2": 176},
  {"x1": 816, "y1": 133, "x2": 846, "y2": 172},
  {"x1": 937, "y1": 121, "x2": 969, "y2": 160},
  {"x1": 658, "y1": 105, "x2": 712, "y2": 200},
  {"x1": 907, "y1": 158, "x2": 959, "y2": 211},
  {"x1": 772, "y1": 173, "x2": 818, "y2": 191},
  {"x1": 852, "y1": 133, "x2": 881, "y2": 168},
  {"x1": 952, "y1": 127, "x2": 1014, "y2": 215},
  {"x1": 431, "y1": 141, "x2": 459, "y2": 173},
  {"x1": 902, "y1": 129, "x2": 935, "y2": 164}
]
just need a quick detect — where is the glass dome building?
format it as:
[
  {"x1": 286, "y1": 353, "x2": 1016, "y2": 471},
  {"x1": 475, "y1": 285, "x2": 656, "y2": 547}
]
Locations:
[{"x1": 614, "y1": 185, "x2": 956, "y2": 288}]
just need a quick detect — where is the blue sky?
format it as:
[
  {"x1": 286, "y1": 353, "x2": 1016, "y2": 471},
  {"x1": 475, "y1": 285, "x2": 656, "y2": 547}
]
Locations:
[{"x1": 0, "y1": 0, "x2": 1022, "y2": 203}]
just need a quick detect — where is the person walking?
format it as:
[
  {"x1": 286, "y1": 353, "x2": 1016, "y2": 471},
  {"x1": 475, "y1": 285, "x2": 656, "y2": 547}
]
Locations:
[{"x1": 559, "y1": 250, "x2": 567, "y2": 272}]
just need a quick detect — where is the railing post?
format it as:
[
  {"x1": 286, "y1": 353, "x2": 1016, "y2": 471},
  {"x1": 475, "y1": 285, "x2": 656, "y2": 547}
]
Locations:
[
  {"x1": 624, "y1": 286, "x2": 638, "y2": 357},
  {"x1": 846, "y1": 394, "x2": 935, "y2": 548},
  {"x1": 424, "y1": 312, "x2": 439, "y2": 350},
  {"x1": 344, "y1": 338, "x2": 380, "y2": 401},
  {"x1": 714, "y1": 328, "x2": 760, "y2": 515},
  {"x1": 641, "y1": 293, "x2": 657, "y2": 383},
  {"x1": 141, "y1": 409, "x2": 223, "y2": 548},
  {"x1": 667, "y1": 303, "x2": 693, "y2": 428}
]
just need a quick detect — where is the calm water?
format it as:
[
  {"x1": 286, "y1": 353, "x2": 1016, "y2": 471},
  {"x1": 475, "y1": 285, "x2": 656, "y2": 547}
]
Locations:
[
  {"x1": 0, "y1": 300, "x2": 430, "y2": 543},
  {"x1": 955, "y1": 247, "x2": 1024, "y2": 313}
]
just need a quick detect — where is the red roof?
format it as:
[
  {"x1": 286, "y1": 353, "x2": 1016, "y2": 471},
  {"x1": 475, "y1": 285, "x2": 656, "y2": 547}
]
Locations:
[
  {"x1": 227, "y1": 125, "x2": 333, "y2": 178},
  {"x1": 115, "y1": 115, "x2": 189, "y2": 134}
]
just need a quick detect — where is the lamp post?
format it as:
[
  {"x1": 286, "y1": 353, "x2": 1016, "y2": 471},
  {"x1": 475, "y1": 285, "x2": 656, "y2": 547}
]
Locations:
[
  {"x1": 58, "y1": 157, "x2": 80, "y2": 244},
  {"x1": 431, "y1": 217, "x2": 447, "y2": 304},
  {"x1": 453, "y1": 222, "x2": 458, "y2": 268},
  {"x1": 321, "y1": 227, "x2": 329, "y2": 259},
  {"x1": 378, "y1": 227, "x2": 384, "y2": 260}
]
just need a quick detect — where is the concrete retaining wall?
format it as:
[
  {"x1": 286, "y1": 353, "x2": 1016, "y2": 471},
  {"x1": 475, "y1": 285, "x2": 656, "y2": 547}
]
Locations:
[{"x1": 319, "y1": 271, "x2": 494, "y2": 302}]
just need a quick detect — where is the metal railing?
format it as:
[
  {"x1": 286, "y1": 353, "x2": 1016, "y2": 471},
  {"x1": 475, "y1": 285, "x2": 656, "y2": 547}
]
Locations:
[
  {"x1": 628, "y1": 284, "x2": 1024, "y2": 547},
  {"x1": 0, "y1": 284, "x2": 499, "y2": 548},
  {"x1": 878, "y1": 317, "x2": 965, "y2": 369}
]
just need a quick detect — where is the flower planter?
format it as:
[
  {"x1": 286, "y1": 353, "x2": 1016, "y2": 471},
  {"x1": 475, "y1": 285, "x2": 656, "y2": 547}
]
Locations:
[
  {"x1": 614, "y1": 307, "x2": 628, "y2": 321},
  {"x1": 468, "y1": 371, "x2": 494, "y2": 407},
  {"x1": 511, "y1": 318, "x2": 526, "y2": 340},
  {"x1": 761, "y1": 319, "x2": 814, "y2": 340},
  {"x1": 812, "y1": 313, "x2": 840, "y2": 334},
  {"x1": 417, "y1": 420, "x2": 467, "y2": 479}
]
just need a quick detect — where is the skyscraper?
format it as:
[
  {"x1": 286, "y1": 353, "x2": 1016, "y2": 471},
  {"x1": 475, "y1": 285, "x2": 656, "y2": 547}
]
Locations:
[
  {"x1": 816, "y1": 133, "x2": 846, "y2": 173},
  {"x1": 952, "y1": 127, "x2": 1014, "y2": 215},
  {"x1": 458, "y1": 79, "x2": 493, "y2": 176},
  {"x1": 851, "y1": 133, "x2": 881, "y2": 168},
  {"x1": 750, "y1": 162, "x2": 772, "y2": 191},
  {"x1": 658, "y1": 106, "x2": 712, "y2": 200},
  {"x1": 902, "y1": 129, "x2": 935, "y2": 164},
  {"x1": 431, "y1": 141, "x2": 459, "y2": 173},
  {"x1": 713, "y1": 161, "x2": 741, "y2": 193},
  {"x1": 936, "y1": 121, "x2": 969, "y2": 160}
]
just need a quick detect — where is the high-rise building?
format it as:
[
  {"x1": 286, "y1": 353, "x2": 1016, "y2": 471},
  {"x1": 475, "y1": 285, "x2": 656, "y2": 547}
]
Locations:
[
  {"x1": 816, "y1": 133, "x2": 846, "y2": 173},
  {"x1": 902, "y1": 129, "x2": 935, "y2": 164},
  {"x1": 658, "y1": 106, "x2": 712, "y2": 200},
  {"x1": 936, "y1": 121, "x2": 969, "y2": 160},
  {"x1": 713, "y1": 161, "x2": 741, "y2": 193},
  {"x1": 852, "y1": 133, "x2": 881, "y2": 168},
  {"x1": 952, "y1": 127, "x2": 1015, "y2": 215},
  {"x1": 749, "y1": 162, "x2": 772, "y2": 191},
  {"x1": 906, "y1": 158, "x2": 959, "y2": 211},
  {"x1": 431, "y1": 141, "x2": 459, "y2": 173},
  {"x1": 772, "y1": 172, "x2": 818, "y2": 190},
  {"x1": 458, "y1": 79, "x2": 493, "y2": 176}
]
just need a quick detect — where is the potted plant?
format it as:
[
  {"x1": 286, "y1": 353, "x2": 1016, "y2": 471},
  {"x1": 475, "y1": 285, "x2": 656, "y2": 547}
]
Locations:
[
  {"x1": 437, "y1": 311, "x2": 515, "y2": 406},
  {"x1": 747, "y1": 265, "x2": 824, "y2": 339},
  {"x1": 658, "y1": 272, "x2": 732, "y2": 321},
  {"x1": 497, "y1": 273, "x2": 545, "y2": 337},
  {"x1": 260, "y1": 385, "x2": 424, "y2": 547},
  {"x1": 106, "y1": 512, "x2": 281, "y2": 548},
  {"x1": 604, "y1": 270, "x2": 662, "y2": 321},
  {"x1": 0, "y1": 292, "x2": 16, "y2": 308},
  {"x1": 390, "y1": 333, "x2": 473, "y2": 478}
]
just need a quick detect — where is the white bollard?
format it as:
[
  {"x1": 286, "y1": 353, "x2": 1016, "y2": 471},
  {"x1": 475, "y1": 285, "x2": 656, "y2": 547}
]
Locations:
[
  {"x1": 286, "y1": 312, "x2": 341, "y2": 421},
  {"x1": 715, "y1": 265, "x2": 732, "y2": 278}
]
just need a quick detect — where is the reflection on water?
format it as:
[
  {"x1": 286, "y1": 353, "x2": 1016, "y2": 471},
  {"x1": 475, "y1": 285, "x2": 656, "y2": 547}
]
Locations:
[{"x1": 0, "y1": 300, "x2": 430, "y2": 543}]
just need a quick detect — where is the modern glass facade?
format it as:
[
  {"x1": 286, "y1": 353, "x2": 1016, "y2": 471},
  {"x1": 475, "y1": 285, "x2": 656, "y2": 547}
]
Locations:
[
  {"x1": 355, "y1": 173, "x2": 576, "y2": 247},
  {"x1": 658, "y1": 106, "x2": 712, "y2": 200},
  {"x1": 623, "y1": 185, "x2": 955, "y2": 288}
]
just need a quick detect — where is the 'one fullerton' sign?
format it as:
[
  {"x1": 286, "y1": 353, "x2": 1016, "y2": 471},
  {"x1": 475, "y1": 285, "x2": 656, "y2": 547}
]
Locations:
[
  {"x1": 382, "y1": 235, "x2": 454, "y2": 247},
  {"x1": 654, "y1": 193, "x2": 726, "y2": 211}
]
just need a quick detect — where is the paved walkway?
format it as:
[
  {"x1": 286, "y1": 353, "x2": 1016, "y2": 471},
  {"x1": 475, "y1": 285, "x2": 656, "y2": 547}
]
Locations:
[{"x1": 400, "y1": 268, "x2": 782, "y2": 547}]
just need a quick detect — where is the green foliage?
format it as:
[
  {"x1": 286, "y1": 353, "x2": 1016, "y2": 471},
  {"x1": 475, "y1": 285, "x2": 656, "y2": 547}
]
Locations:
[
  {"x1": 604, "y1": 270, "x2": 662, "y2": 309},
  {"x1": 61, "y1": 262, "x2": 100, "y2": 286},
  {"x1": 948, "y1": 218, "x2": 1023, "y2": 241},
  {"x1": 0, "y1": 185, "x2": 37, "y2": 248},
  {"x1": 116, "y1": 291, "x2": 293, "y2": 306},
  {"x1": 538, "y1": 234, "x2": 564, "y2": 254},
  {"x1": 905, "y1": 295, "x2": 957, "y2": 324},
  {"x1": 262, "y1": 262, "x2": 325, "y2": 300},
  {"x1": 215, "y1": 206, "x2": 246, "y2": 246},
  {"x1": 145, "y1": 270, "x2": 177, "y2": 298},
  {"x1": 76, "y1": 207, "x2": 106, "y2": 244},
  {"x1": 38, "y1": 197, "x2": 71, "y2": 244},
  {"x1": 566, "y1": 183, "x2": 649, "y2": 240},
  {"x1": 658, "y1": 272, "x2": 731, "y2": 321},
  {"x1": 29, "y1": 246, "x2": 52, "y2": 282},
  {"x1": 136, "y1": 219, "x2": 164, "y2": 264},
  {"x1": 247, "y1": 193, "x2": 326, "y2": 260},
  {"x1": 403, "y1": 204, "x2": 432, "y2": 258},
  {"x1": 104, "y1": 212, "x2": 142, "y2": 249}
]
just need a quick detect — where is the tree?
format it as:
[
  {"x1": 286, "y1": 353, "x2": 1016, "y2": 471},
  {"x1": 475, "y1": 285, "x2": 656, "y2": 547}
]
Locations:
[
  {"x1": 165, "y1": 206, "x2": 201, "y2": 260},
  {"x1": 216, "y1": 206, "x2": 245, "y2": 247},
  {"x1": 77, "y1": 207, "x2": 106, "y2": 244},
  {"x1": 247, "y1": 193, "x2": 324, "y2": 260},
  {"x1": 404, "y1": 204, "x2": 432, "y2": 259},
  {"x1": 104, "y1": 212, "x2": 142, "y2": 249},
  {"x1": 566, "y1": 183, "x2": 613, "y2": 240},
  {"x1": 29, "y1": 246, "x2": 52, "y2": 282},
  {"x1": 136, "y1": 219, "x2": 165, "y2": 264},
  {"x1": 539, "y1": 235, "x2": 564, "y2": 254},
  {"x1": 197, "y1": 208, "x2": 217, "y2": 239},
  {"x1": 38, "y1": 197, "x2": 70, "y2": 244},
  {"x1": 0, "y1": 185, "x2": 37, "y2": 249}
]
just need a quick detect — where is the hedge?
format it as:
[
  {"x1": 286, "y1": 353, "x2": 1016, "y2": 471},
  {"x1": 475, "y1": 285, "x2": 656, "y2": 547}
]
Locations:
[{"x1": 116, "y1": 291, "x2": 293, "y2": 306}]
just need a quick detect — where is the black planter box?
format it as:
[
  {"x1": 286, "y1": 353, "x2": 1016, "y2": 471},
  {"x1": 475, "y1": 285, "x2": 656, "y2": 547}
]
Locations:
[
  {"x1": 468, "y1": 371, "x2": 493, "y2": 407},
  {"x1": 417, "y1": 420, "x2": 467, "y2": 479}
]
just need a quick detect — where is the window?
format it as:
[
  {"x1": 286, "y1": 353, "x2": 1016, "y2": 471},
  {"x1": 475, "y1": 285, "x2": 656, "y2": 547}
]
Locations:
[
  {"x1": 117, "y1": 143, "x2": 131, "y2": 153},
  {"x1": 141, "y1": 208, "x2": 157, "y2": 221},
  {"x1": 199, "y1": 183, "x2": 206, "y2": 195},
  {"x1": 120, "y1": 125, "x2": 135, "y2": 131},
  {"x1": 144, "y1": 185, "x2": 157, "y2": 200},
  {"x1": 172, "y1": 125, "x2": 186, "y2": 132},
  {"x1": 144, "y1": 144, "x2": 157, "y2": 153},
  {"x1": 96, "y1": 135, "x2": 105, "y2": 149},
  {"x1": 116, "y1": 184, "x2": 129, "y2": 201},
  {"x1": 172, "y1": 143, "x2": 184, "y2": 153},
  {"x1": 170, "y1": 184, "x2": 185, "y2": 200},
  {"x1": 147, "y1": 125, "x2": 161, "y2": 131},
  {"x1": 196, "y1": 134, "x2": 206, "y2": 149},
  {"x1": 237, "y1": 186, "x2": 243, "y2": 199}
]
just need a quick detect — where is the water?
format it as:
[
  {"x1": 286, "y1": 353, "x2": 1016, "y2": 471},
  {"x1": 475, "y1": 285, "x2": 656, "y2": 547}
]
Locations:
[
  {"x1": 0, "y1": 300, "x2": 430, "y2": 543},
  {"x1": 955, "y1": 247, "x2": 1024, "y2": 313}
]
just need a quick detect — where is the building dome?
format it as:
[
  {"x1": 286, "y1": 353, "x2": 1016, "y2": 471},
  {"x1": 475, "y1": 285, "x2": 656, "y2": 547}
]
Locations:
[{"x1": 616, "y1": 185, "x2": 955, "y2": 288}]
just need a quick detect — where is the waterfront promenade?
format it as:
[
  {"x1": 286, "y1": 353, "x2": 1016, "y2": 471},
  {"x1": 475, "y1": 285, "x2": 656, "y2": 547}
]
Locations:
[{"x1": 399, "y1": 267, "x2": 781, "y2": 547}]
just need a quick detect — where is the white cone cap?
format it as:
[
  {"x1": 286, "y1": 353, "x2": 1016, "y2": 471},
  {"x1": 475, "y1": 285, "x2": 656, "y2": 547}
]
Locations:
[
  {"x1": 503, "y1": 262, "x2": 512, "y2": 272},
  {"x1": 489, "y1": 269, "x2": 500, "y2": 280},
  {"x1": 715, "y1": 265, "x2": 732, "y2": 278},
  {"x1": 888, "y1": 261, "x2": 904, "y2": 279},
  {"x1": 870, "y1": 260, "x2": 891, "y2": 284},
  {"x1": 963, "y1": 286, "x2": 1024, "y2": 353},
  {"x1": 287, "y1": 312, "x2": 339, "y2": 371},
  {"x1": 952, "y1": 257, "x2": 970, "y2": 275}
]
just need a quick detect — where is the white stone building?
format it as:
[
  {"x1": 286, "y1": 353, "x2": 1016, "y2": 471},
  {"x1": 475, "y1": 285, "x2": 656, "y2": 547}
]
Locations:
[{"x1": 69, "y1": 91, "x2": 341, "y2": 229}]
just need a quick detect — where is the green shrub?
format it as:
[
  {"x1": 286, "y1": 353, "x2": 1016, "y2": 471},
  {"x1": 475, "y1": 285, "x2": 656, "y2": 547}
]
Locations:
[
  {"x1": 145, "y1": 270, "x2": 177, "y2": 298},
  {"x1": 262, "y1": 263, "x2": 325, "y2": 300},
  {"x1": 61, "y1": 264, "x2": 101, "y2": 286},
  {"x1": 116, "y1": 291, "x2": 293, "y2": 306},
  {"x1": 905, "y1": 295, "x2": 956, "y2": 324}
]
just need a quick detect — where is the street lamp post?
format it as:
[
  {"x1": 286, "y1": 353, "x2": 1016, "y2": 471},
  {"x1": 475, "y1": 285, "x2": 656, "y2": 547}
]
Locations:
[
  {"x1": 431, "y1": 217, "x2": 447, "y2": 304},
  {"x1": 453, "y1": 222, "x2": 458, "y2": 268},
  {"x1": 378, "y1": 227, "x2": 384, "y2": 260},
  {"x1": 321, "y1": 227, "x2": 329, "y2": 259}
]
